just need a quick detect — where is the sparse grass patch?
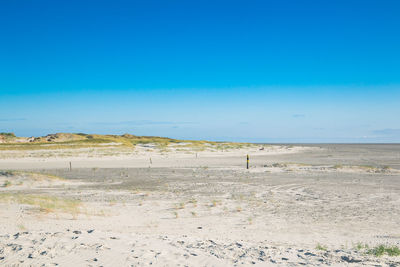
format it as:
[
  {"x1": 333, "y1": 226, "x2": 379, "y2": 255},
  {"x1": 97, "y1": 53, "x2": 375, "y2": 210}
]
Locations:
[
  {"x1": 332, "y1": 164, "x2": 343, "y2": 169},
  {"x1": 176, "y1": 202, "x2": 185, "y2": 209},
  {"x1": 331, "y1": 164, "x2": 393, "y2": 173},
  {"x1": 23, "y1": 172, "x2": 65, "y2": 181},
  {"x1": 0, "y1": 170, "x2": 66, "y2": 181},
  {"x1": 316, "y1": 243, "x2": 327, "y2": 251},
  {"x1": 272, "y1": 163, "x2": 288, "y2": 168},
  {"x1": 188, "y1": 198, "x2": 197, "y2": 207},
  {"x1": 17, "y1": 224, "x2": 26, "y2": 231},
  {"x1": 368, "y1": 245, "x2": 400, "y2": 257},
  {"x1": 354, "y1": 242, "x2": 369, "y2": 251},
  {"x1": 2, "y1": 180, "x2": 11, "y2": 187},
  {"x1": 0, "y1": 193, "x2": 81, "y2": 216},
  {"x1": 382, "y1": 165, "x2": 391, "y2": 171}
]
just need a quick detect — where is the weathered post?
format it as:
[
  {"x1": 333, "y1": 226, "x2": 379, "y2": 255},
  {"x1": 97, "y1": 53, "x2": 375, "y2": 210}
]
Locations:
[
  {"x1": 69, "y1": 162, "x2": 72, "y2": 171},
  {"x1": 246, "y1": 154, "x2": 249, "y2": 169}
]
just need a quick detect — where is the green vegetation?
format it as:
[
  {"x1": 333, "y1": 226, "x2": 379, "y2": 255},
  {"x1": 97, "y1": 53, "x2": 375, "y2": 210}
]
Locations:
[
  {"x1": 188, "y1": 198, "x2": 197, "y2": 207},
  {"x1": 316, "y1": 243, "x2": 328, "y2": 251},
  {"x1": 333, "y1": 164, "x2": 343, "y2": 169},
  {"x1": 173, "y1": 211, "x2": 178, "y2": 218},
  {"x1": 368, "y1": 245, "x2": 400, "y2": 257},
  {"x1": 353, "y1": 243, "x2": 400, "y2": 257},
  {"x1": 354, "y1": 242, "x2": 369, "y2": 251},
  {"x1": 2, "y1": 180, "x2": 11, "y2": 187},
  {"x1": 0, "y1": 132, "x2": 16, "y2": 138},
  {"x1": 0, "y1": 132, "x2": 17, "y2": 143}
]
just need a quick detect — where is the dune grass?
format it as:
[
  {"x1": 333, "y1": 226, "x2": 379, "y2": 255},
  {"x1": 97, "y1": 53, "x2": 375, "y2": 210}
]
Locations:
[
  {"x1": 0, "y1": 132, "x2": 16, "y2": 138},
  {"x1": 1, "y1": 180, "x2": 11, "y2": 187},
  {"x1": 0, "y1": 193, "x2": 81, "y2": 215},
  {"x1": 0, "y1": 170, "x2": 65, "y2": 181},
  {"x1": 0, "y1": 133, "x2": 254, "y2": 154},
  {"x1": 0, "y1": 132, "x2": 17, "y2": 142},
  {"x1": 368, "y1": 245, "x2": 400, "y2": 257},
  {"x1": 0, "y1": 133, "x2": 174, "y2": 150},
  {"x1": 353, "y1": 243, "x2": 400, "y2": 257},
  {"x1": 316, "y1": 243, "x2": 328, "y2": 251},
  {"x1": 0, "y1": 133, "x2": 248, "y2": 150},
  {"x1": 332, "y1": 164, "x2": 343, "y2": 169}
]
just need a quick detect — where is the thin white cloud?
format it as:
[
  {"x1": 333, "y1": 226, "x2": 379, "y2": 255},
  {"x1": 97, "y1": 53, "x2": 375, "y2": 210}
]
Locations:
[{"x1": 372, "y1": 129, "x2": 400, "y2": 136}]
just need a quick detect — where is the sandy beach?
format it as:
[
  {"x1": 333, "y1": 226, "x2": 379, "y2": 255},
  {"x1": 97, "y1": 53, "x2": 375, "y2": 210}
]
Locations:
[
  {"x1": 3, "y1": 0, "x2": 399, "y2": 265},
  {"x1": 1, "y1": 143, "x2": 400, "y2": 266}
]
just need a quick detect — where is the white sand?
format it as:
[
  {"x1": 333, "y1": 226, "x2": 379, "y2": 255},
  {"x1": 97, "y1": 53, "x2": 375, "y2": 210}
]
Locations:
[{"x1": 1, "y1": 144, "x2": 400, "y2": 266}]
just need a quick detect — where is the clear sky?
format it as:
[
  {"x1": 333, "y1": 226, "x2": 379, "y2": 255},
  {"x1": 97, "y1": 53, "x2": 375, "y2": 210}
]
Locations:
[{"x1": 1, "y1": 0, "x2": 399, "y2": 142}]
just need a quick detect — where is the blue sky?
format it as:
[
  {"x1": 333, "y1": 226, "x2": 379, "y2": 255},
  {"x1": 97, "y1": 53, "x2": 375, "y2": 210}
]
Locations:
[{"x1": 1, "y1": 0, "x2": 399, "y2": 142}]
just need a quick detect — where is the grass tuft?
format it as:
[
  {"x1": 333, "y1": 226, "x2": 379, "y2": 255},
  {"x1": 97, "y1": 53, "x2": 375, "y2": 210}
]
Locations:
[
  {"x1": 2, "y1": 180, "x2": 12, "y2": 187},
  {"x1": 354, "y1": 242, "x2": 369, "y2": 251},
  {"x1": 368, "y1": 245, "x2": 400, "y2": 257},
  {"x1": 316, "y1": 243, "x2": 327, "y2": 251}
]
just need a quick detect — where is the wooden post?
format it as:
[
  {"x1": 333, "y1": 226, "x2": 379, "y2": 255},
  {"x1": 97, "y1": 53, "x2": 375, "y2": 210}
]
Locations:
[
  {"x1": 246, "y1": 154, "x2": 249, "y2": 169},
  {"x1": 69, "y1": 162, "x2": 72, "y2": 171}
]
